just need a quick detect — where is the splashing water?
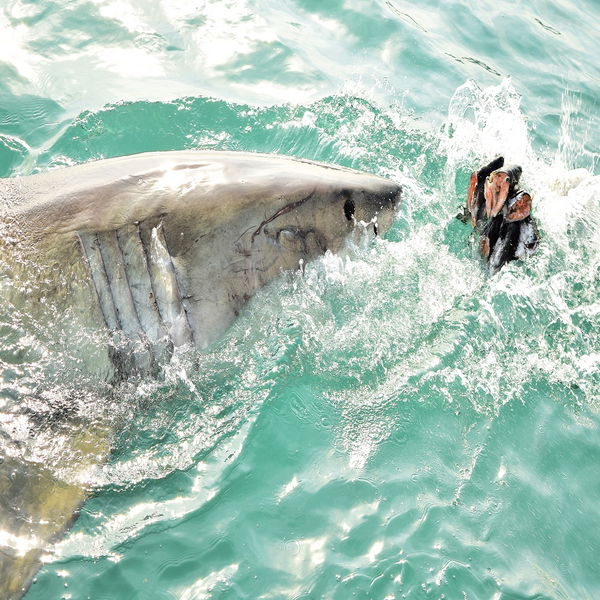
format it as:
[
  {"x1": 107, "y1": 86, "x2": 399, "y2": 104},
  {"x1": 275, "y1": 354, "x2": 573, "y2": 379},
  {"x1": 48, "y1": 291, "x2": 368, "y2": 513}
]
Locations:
[{"x1": 1, "y1": 6, "x2": 599, "y2": 593}]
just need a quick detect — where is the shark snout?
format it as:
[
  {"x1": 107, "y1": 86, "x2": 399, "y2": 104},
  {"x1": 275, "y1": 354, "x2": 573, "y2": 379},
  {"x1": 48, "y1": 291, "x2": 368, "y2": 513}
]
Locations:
[{"x1": 347, "y1": 181, "x2": 402, "y2": 237}]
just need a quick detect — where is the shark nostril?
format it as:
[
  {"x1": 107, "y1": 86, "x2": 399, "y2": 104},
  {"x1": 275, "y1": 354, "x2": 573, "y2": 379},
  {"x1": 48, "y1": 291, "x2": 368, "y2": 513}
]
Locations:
[{"x1": 343, "y1": 197, "x2": 355, "y2": 221}]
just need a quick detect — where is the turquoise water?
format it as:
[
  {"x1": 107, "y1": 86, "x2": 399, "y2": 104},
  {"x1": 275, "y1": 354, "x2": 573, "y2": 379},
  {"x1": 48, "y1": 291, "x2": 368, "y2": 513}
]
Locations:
[{"x1": 1, "y1": 0, "x2": 599, "y2": 598}]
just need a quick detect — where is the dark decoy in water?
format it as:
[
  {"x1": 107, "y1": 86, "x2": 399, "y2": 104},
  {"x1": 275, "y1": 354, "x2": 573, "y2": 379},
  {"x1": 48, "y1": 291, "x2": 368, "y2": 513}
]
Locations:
[{"x1": 462, "y1": 156, "x2": 539, "y2": 273}]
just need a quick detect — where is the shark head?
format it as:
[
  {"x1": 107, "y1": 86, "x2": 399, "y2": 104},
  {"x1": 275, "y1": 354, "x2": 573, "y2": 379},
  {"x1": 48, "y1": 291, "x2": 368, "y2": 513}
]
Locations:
[
  {"x1": 5, "y1": 151, "x2": 402, "y2": 352},
  {"x1": 245, "y1": 174, "x2": 401, "y2": 256}
]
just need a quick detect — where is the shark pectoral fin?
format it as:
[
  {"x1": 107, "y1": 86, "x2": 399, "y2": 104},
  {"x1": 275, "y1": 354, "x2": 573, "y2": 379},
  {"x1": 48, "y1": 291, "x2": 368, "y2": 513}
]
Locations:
[
  {"x1": 0, "y1": 462, "x2": 86, "y2": 599},
  {"x1": 0, "y1": 420, "x2": 113, "y2": 600}
]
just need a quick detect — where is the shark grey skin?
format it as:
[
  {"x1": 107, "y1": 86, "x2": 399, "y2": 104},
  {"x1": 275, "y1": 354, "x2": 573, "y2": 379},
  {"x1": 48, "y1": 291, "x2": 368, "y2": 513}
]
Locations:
[{"x1": 0, "y1": 150, "x2": 401, "y2": 598}]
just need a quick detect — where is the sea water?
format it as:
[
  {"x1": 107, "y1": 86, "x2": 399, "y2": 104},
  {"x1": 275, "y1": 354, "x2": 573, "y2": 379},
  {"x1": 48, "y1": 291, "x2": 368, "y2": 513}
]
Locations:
[{"x1": 0, "y1": 0, "x2": 599, "y2": 598}]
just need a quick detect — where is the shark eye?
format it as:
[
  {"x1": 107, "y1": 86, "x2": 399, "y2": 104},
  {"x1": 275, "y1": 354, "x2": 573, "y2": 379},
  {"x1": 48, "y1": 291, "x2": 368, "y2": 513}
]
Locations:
[{"x1": 343, "y1": 197, "x2": 355, "y2": 221}]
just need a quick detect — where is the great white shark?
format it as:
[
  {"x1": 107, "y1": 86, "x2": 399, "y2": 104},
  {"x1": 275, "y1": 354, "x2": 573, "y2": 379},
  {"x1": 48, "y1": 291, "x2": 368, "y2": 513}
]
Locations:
[{"x1": 0, "y1": 150, "x2": 401, "y2": 598}]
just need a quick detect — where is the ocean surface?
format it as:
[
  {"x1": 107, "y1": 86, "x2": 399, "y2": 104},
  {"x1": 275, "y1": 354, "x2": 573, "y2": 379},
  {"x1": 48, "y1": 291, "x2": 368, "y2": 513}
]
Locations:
[{"x1": 1, "y1": 0, "x2": 599, "y2": 598}]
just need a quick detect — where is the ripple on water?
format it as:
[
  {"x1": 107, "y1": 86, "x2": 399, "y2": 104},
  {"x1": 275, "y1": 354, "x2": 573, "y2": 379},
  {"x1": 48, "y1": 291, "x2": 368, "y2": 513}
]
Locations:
[{"x1": 0, "y1": 12, "x2": 598, "y2": 590}]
